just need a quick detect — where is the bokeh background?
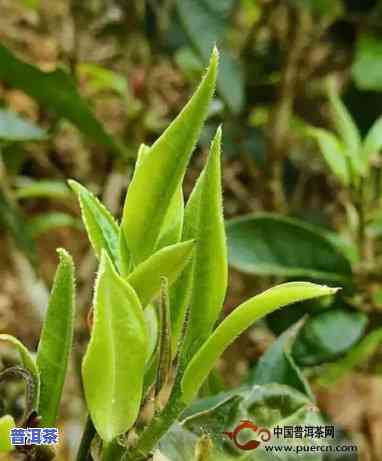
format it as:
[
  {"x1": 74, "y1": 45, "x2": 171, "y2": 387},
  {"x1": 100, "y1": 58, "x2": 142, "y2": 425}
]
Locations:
[{"x1": 1, "y1": 0, "x2": 382, "y2": 459}]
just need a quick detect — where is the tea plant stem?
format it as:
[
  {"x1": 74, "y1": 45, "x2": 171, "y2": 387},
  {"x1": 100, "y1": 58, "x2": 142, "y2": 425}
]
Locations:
[
  {"x1": 123, "y1": 387, "x2": 186, "y2": 461},
  {"x1": 76, "y1": 417, "x2": 95, "y2": 461}
]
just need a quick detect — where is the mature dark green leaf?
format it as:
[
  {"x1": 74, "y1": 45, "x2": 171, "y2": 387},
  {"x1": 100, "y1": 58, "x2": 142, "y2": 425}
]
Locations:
[
  {"x1": 121, "y1": 49, "x2": 218, "y2": 264},
  {"x1": 176, "y1": 0, "x2": 244, "y2": 113},
  {"x1": 317, "y1": 327, "x2": 382, "y2": 386},
  {"x1": 292, "y1": 308, "x2": 367, "y2": 366},
  {"x1": 226, "y1": 214, "x2": 352, "y2": 282},
  {"x1": 0, "y1": 44, "x2": 122, "y2": 155},
  {"x1": 82, "y1": 252, "x2": 147, "y2": 443},
  {"x1": 0, "y1": 109, "x2": 47, "y2": 142},
  {"x1": 160, "y1": 384, "x2": 326, "y2": 461},
  {"x1": 248, "y1": 320, "x2": 313, "y2": 399},
  {"x1": 181, "y1": 282, "x2": 338, "y2": 404},
  {"x1": 36, "y1": 249, "x2": 75, "y2": 426},
  {"x1": 352, "y1": 33, "x2": 382, "y2": 91},
  {"x1": 0, "y1": 190, "x2": 36, "y2": 263}
]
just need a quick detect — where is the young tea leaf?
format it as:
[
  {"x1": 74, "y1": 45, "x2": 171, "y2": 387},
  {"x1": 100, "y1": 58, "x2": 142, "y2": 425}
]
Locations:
[
  {"x1": 327, "y1": 81, "x2": 363, "y2": 176},
  {"x1": 0, "y1": 415, "x2": 15, "y2": 453},
  {"x1": 181, "y1": 282, "x2": 338, "y2": 404},
  {"x1": 307, "y1": 127, "x2": 350, "y2": 185},
  {"x1": 0, "y1": 334, "x2": 40, "y2": 407},
  {"x1": 126, "y1": 240, "x2": 195, "y2": 308},
  {"x1": 155, "y1": 186, "x2": 184, "y2": 251},
  {"x1": 121, "y1": 48, "x2": 218, "y2": 264},
  {"x1": 171, "y1": 127, "x2": 227, "y2": 356},
  {"x1": 82, "y1": 252, "x2": 148, "y2": 443},
  {"x1": 69, "y1": 180, "x2": 120, "y2": 268},
  {"x1": 36, "y1": 249, "x2": 75, "y2": 427}
]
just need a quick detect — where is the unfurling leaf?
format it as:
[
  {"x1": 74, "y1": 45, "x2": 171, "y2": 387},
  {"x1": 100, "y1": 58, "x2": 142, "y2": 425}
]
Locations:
[
  {"x1": 82, "y1": 252, "x2": 148, "y2": 443},
  {"x1": 327, "y1": 80, "x2": 362, "y2": 176},
  {"x1": 36, "y1": 249, "x2": 75, "y2": 426},
  {"x1": 127, "y1": 240, "x2": 195, "y2": 308},
  {"x1": 171, "y1": 127, "x2": 227, "y2": 356},
  {"x1": 69, "y1": 180, "x2": 120, "y2": 268},
  {"x1": 121, "y1": 48, "x2": 218, "y2": 264},
  {"x1": 181, "y1": 283, "x2": 338, "y2": 404},
  {"x1": 307, "y1": 127, "x2": 350, "y2": 185},
  {"x1": 0, "y1": 334, "x2": 40, "y2": 408}
]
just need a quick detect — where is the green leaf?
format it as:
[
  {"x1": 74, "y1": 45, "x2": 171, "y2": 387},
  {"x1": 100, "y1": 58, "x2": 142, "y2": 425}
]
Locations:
[
  {"x1": 248, "y1": 320, "x2": 313, "y2": 399},
  {"x1": 362, "y1": 115, "x2": 382, "y2": 171},
  {"x1": 327, "y1": 80, "x2": 362, "y2": 176},
  {"x1": 226, "y1": 213, "x2": 352, "y2": 282},
  {"x1": 121, "y1": 48, "x2": 218, "y2": 264},
  {"x1": 181, "y1": 282, "x2": 338, "y2": 404},
  {"x1": 172, "y1": 127, "x2": 227, "y2": 356},
  {"x1": 0, "y1": 415, "x2": 15, "y2": 453},
  {"x1": 15, "y1": 179, "x2": 71, "y2": 200},
  {"x1": 78, "y1": 63, "x2": 127, "y2": 95},
  {"x1": 161, "y1": 383, "x2": 327, "y2": 461},
  {"x1": 36, "y1": 249, "x2": 75, "y2": 426},
  {"x1": 0, "y1": 334, "x2": 40, "y2": 407},
  {"x1": 68, "y1": 180, "x2": 120, "y2": 268},
  {"x1": 292, "y1": 307, "x2": 368, "y2": 366},
  {"x1": 155, "y1": 186, "x2": 184, "y2": 251},
  {"x1": 352, "y1": 33, "x2": 382, "y2": 91},
  {"x1": 28, "y1": 212, "x2": 82, "y2": 238},
  {"x1": 82, "y1": 252, "x2": 148, "y2": 443},
  {"x1": 307, "y1": 127, "x2": 350, "y2": 185},
  {"x1": 0, "y1": 190, "x2": 37, "y2": 264},
  {"x1": 175, "y1": 0, "x2": 244, "y2": 113},
  {"x1": 317, "y1": 327, "x2": 382, "y2": 386},
  {"x1": 126, "y1": 240, "x2": 195, "y2": 308},
  {"x1": 0, "y1": 44, "x2": 122, "y2": 156},
  {"x1": 0, "y1": 108, "x2": 47, "y2": 142}
]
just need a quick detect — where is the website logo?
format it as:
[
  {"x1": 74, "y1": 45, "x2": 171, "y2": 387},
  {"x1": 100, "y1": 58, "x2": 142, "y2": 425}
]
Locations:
[{"x1": 222, "y1": 420, "x2": 271, "y2": 451}]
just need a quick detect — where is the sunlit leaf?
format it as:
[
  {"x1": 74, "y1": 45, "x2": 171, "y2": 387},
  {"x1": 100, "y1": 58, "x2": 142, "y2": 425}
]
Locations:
[
  {"x1": 69, "y1": 180, "x2": 120, "y2": 268},
  {"x1": 181, "y1": 282, "x2": 338, "y2": 404},
  {"x1": 0, "y1": 415, "x2": 15, "y2": 453},
  {"x1": 171, "y1": 128, "x2": 227, "y2": 356},
  {"x1": 126, "y1": 240, "x2": 195, "y2": 308},
  {"x1": 36, "y1": 249, "x2": 75, "y2": 426},
  {"x1": 82, "y1": 252, "x2": 148, "y2": 442},
  {"x1": 121, "y1": 48, "x2": 218, "y2": 264}
]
